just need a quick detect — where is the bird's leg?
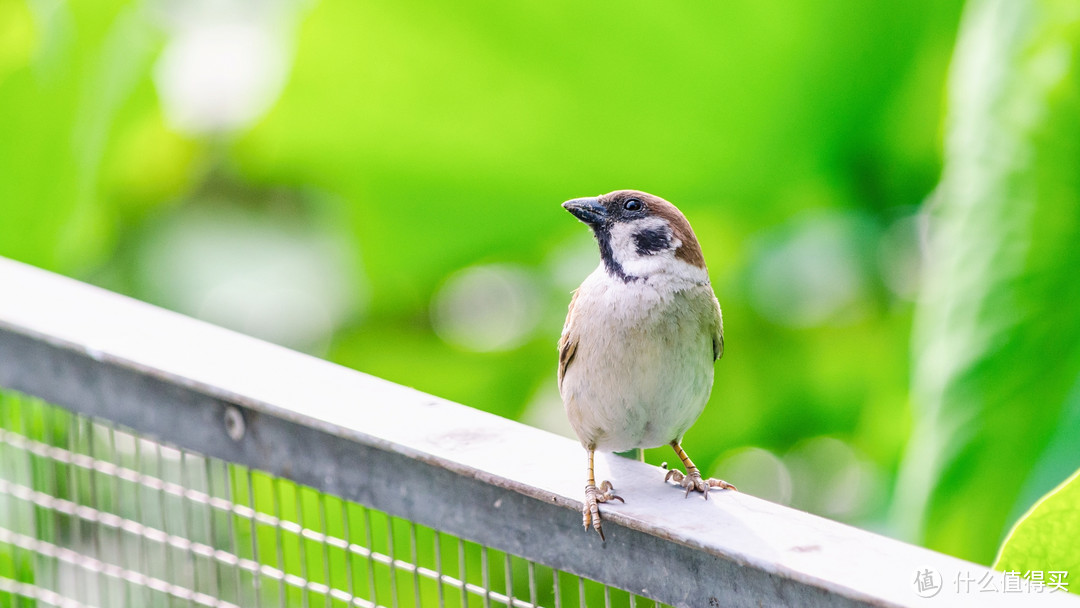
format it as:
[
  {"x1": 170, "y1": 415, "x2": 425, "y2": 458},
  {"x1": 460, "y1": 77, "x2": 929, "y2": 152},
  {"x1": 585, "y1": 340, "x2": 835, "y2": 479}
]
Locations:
[
  {"x1": 582, "y1": 448, "x2": 623, "y2": 540},
  {"x1": 664, "y1": 441, "x2": 737, "y2": 499}
]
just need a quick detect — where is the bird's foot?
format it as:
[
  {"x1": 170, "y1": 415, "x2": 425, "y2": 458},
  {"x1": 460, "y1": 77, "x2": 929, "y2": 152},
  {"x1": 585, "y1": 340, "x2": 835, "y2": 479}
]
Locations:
[
  {"x1": 582, "y1": 480, "x2": 624, "y2": 540},
  {"x1": 664, "y1": 468, "x2": 736, "y2": 499}
]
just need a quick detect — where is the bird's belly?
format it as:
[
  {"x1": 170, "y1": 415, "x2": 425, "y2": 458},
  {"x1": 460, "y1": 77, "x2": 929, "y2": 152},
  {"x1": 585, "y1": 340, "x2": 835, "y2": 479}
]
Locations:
[{"x1": 561, "y1": 320, "x2": 714, "y2": 452}]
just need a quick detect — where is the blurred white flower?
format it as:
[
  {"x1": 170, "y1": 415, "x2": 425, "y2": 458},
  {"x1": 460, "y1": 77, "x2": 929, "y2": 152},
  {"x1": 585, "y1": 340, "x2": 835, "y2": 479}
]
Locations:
[
  {"x1": 152, "y1": 1, "x2": 303, "y2": 135},
  {"x1": 136, "y1": 199, "x2": 365, "y2": 354}
]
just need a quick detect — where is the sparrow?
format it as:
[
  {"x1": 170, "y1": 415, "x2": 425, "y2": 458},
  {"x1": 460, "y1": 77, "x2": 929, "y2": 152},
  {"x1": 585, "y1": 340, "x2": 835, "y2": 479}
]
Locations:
[{"x1": 558, "y1": 189, "x2": 736, "y2": 540}]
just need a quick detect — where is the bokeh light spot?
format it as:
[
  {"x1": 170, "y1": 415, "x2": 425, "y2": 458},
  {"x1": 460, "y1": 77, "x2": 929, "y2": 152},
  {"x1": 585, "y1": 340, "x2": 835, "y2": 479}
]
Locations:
[
  {"x1": 785, "y1": 436, "x2": 883, "y2": 521},
  {"x1": 712, "y1": 447, "x2": 793, "y2": 506},
  {"x1": 748, "y1": 212, "x2": 875, "y2": 327},
  {"x1": 432, "y1": 264, "x2": 542, "y2": 353}
]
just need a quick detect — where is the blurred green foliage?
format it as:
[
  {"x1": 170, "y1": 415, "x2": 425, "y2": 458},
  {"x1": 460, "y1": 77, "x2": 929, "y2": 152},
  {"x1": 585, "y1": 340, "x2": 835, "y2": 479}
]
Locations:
[
  {"x1": 9, "y1": 0, "x2": 1077, "y2": 568},
  {"x1": 894, "y1": 0, "x2": 1080, "y2": 563}
]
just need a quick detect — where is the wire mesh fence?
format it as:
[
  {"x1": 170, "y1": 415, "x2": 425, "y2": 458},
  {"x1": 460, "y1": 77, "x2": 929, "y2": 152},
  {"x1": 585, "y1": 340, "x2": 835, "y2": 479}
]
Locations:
[{"x1": 0, "y1": 390, "x2": 670, "y2": 608}]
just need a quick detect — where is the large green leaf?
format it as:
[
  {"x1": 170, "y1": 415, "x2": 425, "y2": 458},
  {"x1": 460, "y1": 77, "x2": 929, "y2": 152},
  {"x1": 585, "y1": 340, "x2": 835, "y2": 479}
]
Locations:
[
  {"x1": 994, "y1": 467, "x2": 1080, "y2": 594},
  {"x1": 894, "y1": 0, "x2": 1080, "y2": 563}
]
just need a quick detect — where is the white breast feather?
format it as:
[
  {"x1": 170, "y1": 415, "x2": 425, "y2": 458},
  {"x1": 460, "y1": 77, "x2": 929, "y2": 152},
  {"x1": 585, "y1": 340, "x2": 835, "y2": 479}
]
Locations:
[{"x1": 559, "y1": 260, "x2": 719, "y2": 451}]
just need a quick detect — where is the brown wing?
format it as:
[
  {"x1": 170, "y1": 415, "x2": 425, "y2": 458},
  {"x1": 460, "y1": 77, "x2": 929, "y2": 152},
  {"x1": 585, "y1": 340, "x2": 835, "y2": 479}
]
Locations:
[
  {"x1": 557, "y1": 290, "x2": 580, "y2": 390},
  {"x1": 711, "y1": 294, "x2": 724, "y2": 361}
]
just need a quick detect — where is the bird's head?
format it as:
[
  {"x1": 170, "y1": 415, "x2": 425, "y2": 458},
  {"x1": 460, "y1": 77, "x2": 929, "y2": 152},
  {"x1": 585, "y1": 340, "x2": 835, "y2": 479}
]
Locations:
[{"x1": 563, "y1": 190, "x2": 706, "y2": 283}]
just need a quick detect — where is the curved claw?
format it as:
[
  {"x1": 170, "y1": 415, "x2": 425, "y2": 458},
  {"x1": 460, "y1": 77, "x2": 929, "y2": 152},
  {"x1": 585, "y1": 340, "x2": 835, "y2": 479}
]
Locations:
[
  {"x1": 598, "y1": 480, "x2": 625, "y2": 503},
  {"x1": 708, "y1": 478, "x2": 737, "y2": 491},
  {"x1": 663, "y1": 468, "x2": 736, "y2": 499},
  {"x1": 582, "y1": 481, "x2": 623, "y2": 540}
]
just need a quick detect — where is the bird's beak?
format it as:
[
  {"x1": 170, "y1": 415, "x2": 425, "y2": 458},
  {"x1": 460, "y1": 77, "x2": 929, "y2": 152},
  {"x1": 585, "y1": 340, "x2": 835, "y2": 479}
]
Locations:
[{"x1": 562, "y1": 197, "x2": 607, "y2": 226}]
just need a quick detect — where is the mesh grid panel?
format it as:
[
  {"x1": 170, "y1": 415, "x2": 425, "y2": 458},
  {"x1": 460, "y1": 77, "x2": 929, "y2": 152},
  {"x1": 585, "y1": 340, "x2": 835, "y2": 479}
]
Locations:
[{"x1": 0, "y1": 391, "x2": 669, "y2": 608}]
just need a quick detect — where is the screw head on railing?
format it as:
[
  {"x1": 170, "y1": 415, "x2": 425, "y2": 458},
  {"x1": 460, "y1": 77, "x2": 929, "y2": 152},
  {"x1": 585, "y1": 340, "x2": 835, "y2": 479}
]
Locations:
[{"x1": 224, "y1": 406, "x2": 246, "y2": 441}]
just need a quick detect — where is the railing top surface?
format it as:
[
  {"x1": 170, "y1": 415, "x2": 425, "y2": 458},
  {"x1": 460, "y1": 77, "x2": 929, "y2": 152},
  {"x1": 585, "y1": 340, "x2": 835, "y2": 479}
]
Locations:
[{"x1": 0, "y1": 256, "x2": 1074, "y2": 608}]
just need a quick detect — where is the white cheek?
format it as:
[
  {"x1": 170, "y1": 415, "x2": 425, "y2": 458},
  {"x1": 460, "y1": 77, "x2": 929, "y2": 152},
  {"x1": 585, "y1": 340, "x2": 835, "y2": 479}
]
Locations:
[
  {"x1": 608, "y1": 218, "x2": 672, "y2": 267},
  {"x1": 621, "y1": 254, "x2": 675, "y2": 278},
  {"x1": 606, "y1": 219, "x2": 709, "y2": 285},
  {"x1": 608, "y1": 219, "x2": 687, "y2": 277}
]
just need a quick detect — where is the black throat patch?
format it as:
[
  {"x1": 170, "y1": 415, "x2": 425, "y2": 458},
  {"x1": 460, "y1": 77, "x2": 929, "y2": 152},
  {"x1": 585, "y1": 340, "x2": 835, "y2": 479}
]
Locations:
[
  {"x1": 633, "y1": 227, "x2": 671, "y2": 256},
  {"x1": 594, "y1": 227, "x2": 639, "y2": 283}
]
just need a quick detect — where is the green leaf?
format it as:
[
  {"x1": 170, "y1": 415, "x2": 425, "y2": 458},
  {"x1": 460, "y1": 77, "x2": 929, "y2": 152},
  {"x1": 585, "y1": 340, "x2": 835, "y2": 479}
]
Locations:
[
  {"x1": 994, "y1": 468, "x2": 1080, "y2": 594},
  {"x1": 893, "y1": 0, "x2": 1080, "y2": 563}
]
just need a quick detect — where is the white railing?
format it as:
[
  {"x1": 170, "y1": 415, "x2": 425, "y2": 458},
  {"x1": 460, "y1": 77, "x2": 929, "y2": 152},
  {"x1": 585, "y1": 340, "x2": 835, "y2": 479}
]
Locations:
[{"x1": 0, "y1": 256, "x2": 1074, "y2": 608}]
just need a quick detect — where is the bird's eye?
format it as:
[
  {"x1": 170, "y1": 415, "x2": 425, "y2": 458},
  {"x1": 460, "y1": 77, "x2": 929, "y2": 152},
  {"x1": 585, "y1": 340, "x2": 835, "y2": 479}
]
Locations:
[{"x1": 624, "y1": 198, "x2": 643, "y2": 212}]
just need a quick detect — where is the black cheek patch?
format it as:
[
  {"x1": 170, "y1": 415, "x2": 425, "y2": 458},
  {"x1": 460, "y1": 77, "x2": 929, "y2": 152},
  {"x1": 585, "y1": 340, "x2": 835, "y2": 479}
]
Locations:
[{"x1": 633, "y1": 228, "x2": 671, "y2": 256}]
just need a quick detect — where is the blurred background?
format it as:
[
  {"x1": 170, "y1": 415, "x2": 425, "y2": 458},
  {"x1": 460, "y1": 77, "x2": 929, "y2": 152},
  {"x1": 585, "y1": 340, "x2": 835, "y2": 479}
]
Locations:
[{"x1": 2, "y1": 0, "x2": 1079, "y2": 567}]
